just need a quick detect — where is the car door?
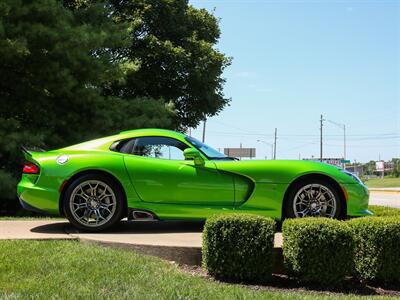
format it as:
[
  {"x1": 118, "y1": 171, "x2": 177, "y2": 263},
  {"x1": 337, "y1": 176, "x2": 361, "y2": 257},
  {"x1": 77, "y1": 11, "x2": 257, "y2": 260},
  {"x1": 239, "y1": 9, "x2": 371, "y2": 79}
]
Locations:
[{"x1": 123, "y1": 136, "x2": 235, "y2": 206}]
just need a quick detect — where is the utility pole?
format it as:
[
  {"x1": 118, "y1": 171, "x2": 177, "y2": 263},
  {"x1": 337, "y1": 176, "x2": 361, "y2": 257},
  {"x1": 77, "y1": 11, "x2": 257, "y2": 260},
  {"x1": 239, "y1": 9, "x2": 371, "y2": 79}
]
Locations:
[
  {"x1": 273, "y1": 128, "x2": 277, "y2": 160},
  {"x1": 320, "y1": 115, "x2": 324, "y2": 162},
  {"x1": 202, "y1": 119, "x2": 206, "y2": 143},
  {"x1": 343, "y1": 124, "x2": 346, "y2": 161}
]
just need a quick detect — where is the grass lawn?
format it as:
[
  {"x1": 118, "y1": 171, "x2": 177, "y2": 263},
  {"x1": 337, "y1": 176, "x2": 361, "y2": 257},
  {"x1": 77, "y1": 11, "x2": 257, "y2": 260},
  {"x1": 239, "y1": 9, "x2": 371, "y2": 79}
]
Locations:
[
  {"x1": 365, "y1": 177, "x2": 400, "y2": 188},
  {"x1": 369, "y1": 205, "x2": 400, "y2": 217},
  {"x1": 0, "y1": 240, "x2": 392, "y2": 300}
]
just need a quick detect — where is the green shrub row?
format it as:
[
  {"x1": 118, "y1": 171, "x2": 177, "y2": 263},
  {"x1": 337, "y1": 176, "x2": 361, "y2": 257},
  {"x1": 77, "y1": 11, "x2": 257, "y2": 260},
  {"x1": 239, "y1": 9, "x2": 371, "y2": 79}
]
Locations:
[
  {"x1": 283, "y1": 217, "x2": 400, "y2": 285},
  {"x1": 283, "y1": 218, "x2": 353, "y2": 285},
  {"x1": 203, "y1": 212, "x2": 400, "y2": 285},
  {"x1": 202, "y1": 214, "x2": 275, "y2": 282},
  {"x1": 350, "y1": 217, "x2": 400, "y2": 284}
]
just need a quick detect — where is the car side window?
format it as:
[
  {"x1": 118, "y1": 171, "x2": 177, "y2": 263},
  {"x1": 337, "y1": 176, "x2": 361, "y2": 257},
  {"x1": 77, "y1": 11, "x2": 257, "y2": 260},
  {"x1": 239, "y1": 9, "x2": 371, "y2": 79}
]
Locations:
[
  {"x1": 132, "y1": 136, "x2": 189, "y2": 160},
  {"x1": 110, "y1": 139, "x2": 136, "y2": 154}
]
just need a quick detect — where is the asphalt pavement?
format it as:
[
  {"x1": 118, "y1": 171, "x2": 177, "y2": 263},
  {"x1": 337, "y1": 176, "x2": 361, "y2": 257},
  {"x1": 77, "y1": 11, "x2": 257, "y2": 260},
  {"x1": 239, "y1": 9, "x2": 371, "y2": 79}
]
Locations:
[{"x1": 369, "y1": 191, "x2": 400, "y2": 208}]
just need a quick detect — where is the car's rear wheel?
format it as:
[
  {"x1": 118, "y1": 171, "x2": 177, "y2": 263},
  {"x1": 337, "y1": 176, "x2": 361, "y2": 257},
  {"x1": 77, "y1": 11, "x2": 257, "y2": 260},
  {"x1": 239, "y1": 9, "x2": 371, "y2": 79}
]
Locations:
[
  {"x1": 284, "y1": 178, "x2": 343, "y2": 219},
  {"x1": 63, "y1": 174, "x2": 125, "y2": 231}
]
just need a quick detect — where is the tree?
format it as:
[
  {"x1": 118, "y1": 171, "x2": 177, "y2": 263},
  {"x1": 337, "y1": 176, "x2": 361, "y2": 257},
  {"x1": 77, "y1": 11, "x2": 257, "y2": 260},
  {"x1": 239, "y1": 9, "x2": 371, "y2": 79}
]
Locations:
[
  {"x1": 0, "y1": 0, "x2": 172, "y2": 214},
  {"x1": 391, "y1": 158, "x2": 400, "y2": 177},
  {"x1": 363, "y1": 160, "x2": 376, "y2": 176},
  {"x1": 0, "y1": 0, "x2": 231, "y2": 214},
  {"x1": 104, "y1": 0, "x2": 231, "y2": 129}
]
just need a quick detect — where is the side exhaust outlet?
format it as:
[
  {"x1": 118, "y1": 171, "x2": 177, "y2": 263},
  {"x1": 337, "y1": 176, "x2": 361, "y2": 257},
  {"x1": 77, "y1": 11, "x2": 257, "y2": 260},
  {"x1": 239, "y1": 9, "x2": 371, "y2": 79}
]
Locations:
[{"x1": 130, "y1": 210, "x2": 156, "y2": 221}]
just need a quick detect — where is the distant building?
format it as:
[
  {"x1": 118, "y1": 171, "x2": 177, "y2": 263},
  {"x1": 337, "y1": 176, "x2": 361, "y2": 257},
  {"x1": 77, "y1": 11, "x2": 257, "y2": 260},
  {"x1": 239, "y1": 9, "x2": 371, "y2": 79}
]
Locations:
[
  {"x1": 376, "y1": 160, "x2": 394, "y2": 172},
  {"x1": 224, "y1": 148, "x2": 256, "y2": 159}
]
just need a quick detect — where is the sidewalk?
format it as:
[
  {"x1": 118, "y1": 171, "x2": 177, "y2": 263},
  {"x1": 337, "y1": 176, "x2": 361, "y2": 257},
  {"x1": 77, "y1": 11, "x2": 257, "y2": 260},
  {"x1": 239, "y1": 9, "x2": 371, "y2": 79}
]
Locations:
[
  {"x1": 0, "y1": 220, "x2": 74, "y2": 240},
  {"x1": 0, "y1": 220, "x2": 282, "y2": 247}
]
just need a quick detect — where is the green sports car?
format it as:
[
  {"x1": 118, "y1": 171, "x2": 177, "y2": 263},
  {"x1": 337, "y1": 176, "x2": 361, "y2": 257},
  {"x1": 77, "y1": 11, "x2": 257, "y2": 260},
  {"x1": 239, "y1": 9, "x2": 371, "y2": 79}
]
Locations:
[{"x1": 17, "y1": 128, "x2": 371, "y2": 231}]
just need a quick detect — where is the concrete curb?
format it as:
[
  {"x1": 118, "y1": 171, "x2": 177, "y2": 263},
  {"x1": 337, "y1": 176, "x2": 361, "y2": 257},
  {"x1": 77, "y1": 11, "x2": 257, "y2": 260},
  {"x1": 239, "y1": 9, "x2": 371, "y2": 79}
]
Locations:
[
  {"x1": 0, "y1": 220, "x2": 285, "y2": 272},
  {"x1": 81, "y1": 238, "x2": 203, "y2": 265},
  {"x1": 369, "y1": 189, "x2": 400, "y2": 194},
  {"x1": 65, "y1": 223, "x2": 283, "y2": 271},
  {"x1": 75, "y1": 234, "x2": 284, "y2": 273}
]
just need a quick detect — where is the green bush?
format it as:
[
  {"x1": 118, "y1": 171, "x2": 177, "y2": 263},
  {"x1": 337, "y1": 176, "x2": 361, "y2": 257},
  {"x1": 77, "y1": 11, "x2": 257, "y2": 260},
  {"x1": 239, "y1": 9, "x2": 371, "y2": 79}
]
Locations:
[
  {"x1": 283, "y1": 218, "x2": 353, "y2": 285},
  {"x1": 0, "y1": 170, "x2": 19, "y2": 216},
  {"x1": 349, "y1": 217, "x2": 400, "y2": 284},
  {"x1": 202, "y1": 214, "x2": 275, "y2": 282}
]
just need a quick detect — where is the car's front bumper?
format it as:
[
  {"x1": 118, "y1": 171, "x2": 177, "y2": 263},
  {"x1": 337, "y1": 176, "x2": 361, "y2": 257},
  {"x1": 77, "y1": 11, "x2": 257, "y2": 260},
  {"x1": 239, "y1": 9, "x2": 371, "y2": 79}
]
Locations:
[{"x1": 344, "y1": 183, "x2": 372, "y2": 217}]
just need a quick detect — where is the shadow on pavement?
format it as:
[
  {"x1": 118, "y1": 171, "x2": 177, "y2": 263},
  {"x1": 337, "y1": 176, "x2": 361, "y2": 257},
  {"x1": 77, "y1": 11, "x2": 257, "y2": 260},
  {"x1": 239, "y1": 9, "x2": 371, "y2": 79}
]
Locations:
[
  {"x1": 109, "y1": 220, "x2": 205, "y2": 234},
  {"x1": 30, "y1": 220, "x2": 204, "y2": 234},
  {"x1": 30, "y1": 222, "x2": 70, "y2": 234}
]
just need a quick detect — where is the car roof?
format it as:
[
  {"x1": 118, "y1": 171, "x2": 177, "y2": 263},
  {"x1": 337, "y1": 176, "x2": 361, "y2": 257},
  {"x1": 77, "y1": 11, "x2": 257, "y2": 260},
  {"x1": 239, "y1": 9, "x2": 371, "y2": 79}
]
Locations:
[
  {"x1": 59, "y1": 128, "x2": 188, "y2": 152},
  {"x1": 118, "y1": 128, "x2": 186, "y2": 140}
]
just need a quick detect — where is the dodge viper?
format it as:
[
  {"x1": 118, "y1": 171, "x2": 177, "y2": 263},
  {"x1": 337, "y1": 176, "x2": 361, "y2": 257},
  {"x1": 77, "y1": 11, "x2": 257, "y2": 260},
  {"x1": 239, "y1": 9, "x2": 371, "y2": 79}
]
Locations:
[{"x1": 17, "y1": 128, "x2": 371, "y2": 231}]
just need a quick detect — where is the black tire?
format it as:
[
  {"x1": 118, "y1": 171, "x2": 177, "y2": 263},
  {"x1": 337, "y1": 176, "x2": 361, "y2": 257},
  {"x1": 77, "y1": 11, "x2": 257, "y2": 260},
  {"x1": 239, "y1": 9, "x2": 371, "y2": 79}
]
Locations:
[
  {"x1": 284, "y1": 178, "x2": 343, "y2": 219},
  {"x1": 63, "y1": 173, "x2": 125, "y2": 232}
]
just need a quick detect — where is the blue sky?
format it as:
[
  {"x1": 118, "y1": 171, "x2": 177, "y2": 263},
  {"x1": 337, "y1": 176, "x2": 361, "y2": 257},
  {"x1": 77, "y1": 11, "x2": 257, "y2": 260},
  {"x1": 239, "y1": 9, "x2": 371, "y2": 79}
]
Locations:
[{"x1": 189, "y1": 0, "x2": 399, "y2": 163}]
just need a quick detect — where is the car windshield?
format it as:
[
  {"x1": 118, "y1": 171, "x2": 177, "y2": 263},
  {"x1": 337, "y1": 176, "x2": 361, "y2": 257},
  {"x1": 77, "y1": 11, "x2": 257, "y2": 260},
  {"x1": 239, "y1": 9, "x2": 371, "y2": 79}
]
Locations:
[{"x1": 185, "y1": 136, "x2": 231, "y2": 160}]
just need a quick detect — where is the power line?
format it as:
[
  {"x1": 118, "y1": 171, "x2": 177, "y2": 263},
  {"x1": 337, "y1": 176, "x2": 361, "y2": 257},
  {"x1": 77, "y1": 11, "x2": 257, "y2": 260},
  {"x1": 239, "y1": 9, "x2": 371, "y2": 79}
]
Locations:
[
  {"x1": 212, "y1": 120, "x2": 256, "y2": 134},
  {"x1": 204, "y1": 130, "x2": 399, "y2": 139}
]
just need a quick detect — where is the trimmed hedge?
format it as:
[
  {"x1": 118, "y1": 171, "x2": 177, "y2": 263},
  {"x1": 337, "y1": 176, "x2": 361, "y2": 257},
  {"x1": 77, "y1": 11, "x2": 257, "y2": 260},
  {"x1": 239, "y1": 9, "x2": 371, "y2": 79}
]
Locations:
[
  {"x1": 349, "y1": 217, "x2": 400, "y2": 284},
  {"x1": 283, "y1": 218, "x2": 353, "y2": 285},
  {"x1": 202, "y1": 214, "x2": 275, "y2": 282}
]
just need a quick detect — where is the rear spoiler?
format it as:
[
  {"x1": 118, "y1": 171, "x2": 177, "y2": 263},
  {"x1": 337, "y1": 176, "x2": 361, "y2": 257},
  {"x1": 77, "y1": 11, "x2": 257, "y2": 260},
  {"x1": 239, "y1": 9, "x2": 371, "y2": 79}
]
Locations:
[{"x1": 21, "y1": 146, "x2": 46, "y2": 160}]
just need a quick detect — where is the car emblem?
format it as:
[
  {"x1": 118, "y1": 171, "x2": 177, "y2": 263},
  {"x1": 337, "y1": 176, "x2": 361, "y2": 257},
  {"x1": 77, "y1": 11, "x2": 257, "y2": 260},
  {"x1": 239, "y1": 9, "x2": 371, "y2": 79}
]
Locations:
[{"x1": 56, "y1": 155, "x2": 69, "y2": 165}]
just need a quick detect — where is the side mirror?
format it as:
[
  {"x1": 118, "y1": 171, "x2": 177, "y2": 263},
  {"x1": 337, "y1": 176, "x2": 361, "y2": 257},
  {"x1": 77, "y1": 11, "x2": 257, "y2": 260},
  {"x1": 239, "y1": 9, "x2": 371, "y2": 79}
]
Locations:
[{"x1": 184, "y1": 148, "x2": 205, "y2": 166}]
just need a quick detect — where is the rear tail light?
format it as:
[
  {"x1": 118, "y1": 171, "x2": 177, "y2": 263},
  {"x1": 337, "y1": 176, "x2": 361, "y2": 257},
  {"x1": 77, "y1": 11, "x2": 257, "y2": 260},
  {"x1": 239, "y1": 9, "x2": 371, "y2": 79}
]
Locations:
[{"x1": 23, "y1": 162, "x2": 40, "y2": 174}]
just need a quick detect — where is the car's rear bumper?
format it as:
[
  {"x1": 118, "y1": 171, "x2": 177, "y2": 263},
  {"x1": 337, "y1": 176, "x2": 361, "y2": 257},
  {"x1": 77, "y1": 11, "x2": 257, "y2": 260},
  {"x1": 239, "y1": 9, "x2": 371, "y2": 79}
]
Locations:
[
  {"x1": 17, "y1": 176, "x2": 60, "y2": 215},
  {"x1": 344, "y1": 183, "x2": 372, "y2": 217},
  {"x1": 18, "y1": 197, "x2": 54, "y2": 215}
]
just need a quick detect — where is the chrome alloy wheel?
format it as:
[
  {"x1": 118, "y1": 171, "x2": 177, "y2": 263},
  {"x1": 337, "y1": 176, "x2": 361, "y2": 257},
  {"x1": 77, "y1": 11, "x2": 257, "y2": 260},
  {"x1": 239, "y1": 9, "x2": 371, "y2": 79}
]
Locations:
[
  {"x1": 293, "y1": 184, "x2": 337, "y2": 218},
  {"x1": 69, "y1": 180, "x2": 117, "y2": 227}
]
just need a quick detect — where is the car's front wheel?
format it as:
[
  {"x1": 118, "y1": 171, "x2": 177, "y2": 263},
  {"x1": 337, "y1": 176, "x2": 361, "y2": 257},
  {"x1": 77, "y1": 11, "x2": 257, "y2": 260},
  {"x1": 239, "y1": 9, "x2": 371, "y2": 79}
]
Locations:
[
  {"x1": 63, "y1": 173, "x2": 125, "y2": 231},
  {"x1": 284, "y1": 179, "x2": 343, "y2": 219}
]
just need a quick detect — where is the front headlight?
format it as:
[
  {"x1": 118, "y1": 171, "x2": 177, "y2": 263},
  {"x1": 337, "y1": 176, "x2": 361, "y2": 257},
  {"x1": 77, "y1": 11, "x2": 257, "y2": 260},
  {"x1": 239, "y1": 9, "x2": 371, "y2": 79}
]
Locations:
[{"x1": 340, "y1": 169, "x2": 364, "y2": 185}]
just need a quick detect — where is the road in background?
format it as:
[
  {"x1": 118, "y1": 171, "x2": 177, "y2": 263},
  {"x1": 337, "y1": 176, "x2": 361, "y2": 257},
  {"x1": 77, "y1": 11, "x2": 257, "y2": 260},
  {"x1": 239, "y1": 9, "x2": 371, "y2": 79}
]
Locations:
[{"x1": 369, "y1": 192, "x2": 400, "y2": 208}]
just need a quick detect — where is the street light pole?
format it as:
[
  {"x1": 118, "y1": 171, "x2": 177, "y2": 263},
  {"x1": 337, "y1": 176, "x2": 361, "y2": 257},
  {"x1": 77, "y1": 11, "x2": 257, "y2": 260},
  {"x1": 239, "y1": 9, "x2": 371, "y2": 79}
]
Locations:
[
  {"x1": 320, "y1": 115, "x2": 324, "y2": 162},
  {"x1": 327, "y1": 119, "x2": 346, "y2": 168},
  {"x1": 343, "y1": 124, "x2": 346, "y2": 161},
  {"x1": 202, "y1": 118, "x2": 206, "y2": 143},
  {"x1": 274, "y1": 128, "x2": 277, "y2": 160},
  {"x1": 257, "y1": 140, "x2": 273, "y2": 160}
]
